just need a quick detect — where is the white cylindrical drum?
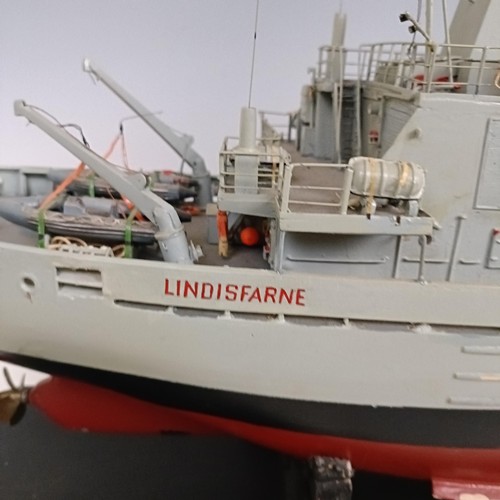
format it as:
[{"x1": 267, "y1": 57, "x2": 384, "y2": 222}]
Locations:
[
  {"x1": 348, "y1": 157, "x2": 425, "y2": 200},
  {"x1": 238, "y1": 107, "x2": 257, "y2": 150}
]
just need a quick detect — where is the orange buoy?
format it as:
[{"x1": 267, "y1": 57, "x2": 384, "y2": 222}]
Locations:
[{"x1": 240, "y1": 226, "x2": 260, "y2": 246}]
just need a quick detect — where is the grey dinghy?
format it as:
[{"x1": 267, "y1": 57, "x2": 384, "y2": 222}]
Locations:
[{"x1": 0, "y1": 195, "x2": 157, "y2": 245}]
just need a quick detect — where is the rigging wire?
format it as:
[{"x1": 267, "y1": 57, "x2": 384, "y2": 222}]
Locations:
[
  {"x1": 26, "y1": 104, "x2": 90, "y2": 147},
  {"x1": 247, "y1": 0, "x2": 260, "y2": 108}
]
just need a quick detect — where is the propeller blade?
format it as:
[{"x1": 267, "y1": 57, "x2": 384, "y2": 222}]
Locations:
[
  {"x1": 3, "y1": 367, "x2": 16, "y2": 391},
  {"x1": 0, "y1": 368, "x2": 29, "y2": 425},
  {"x1": 0, "y1": 390, "x2": 26, "y2": 425}
]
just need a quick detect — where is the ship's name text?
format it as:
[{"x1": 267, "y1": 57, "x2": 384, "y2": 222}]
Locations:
[{"x1": 164, "y1": 279, "x2": 306, "y2": 306}]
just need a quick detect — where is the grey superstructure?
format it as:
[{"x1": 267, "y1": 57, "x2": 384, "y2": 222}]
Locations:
[{"x1": 1, "y1": 0, "x2": 500, "y2": 491}]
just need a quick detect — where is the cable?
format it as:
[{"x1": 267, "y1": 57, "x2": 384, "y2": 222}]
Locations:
[{"x1": 247, "y1": 0, "x2": 260, "y2": 108}]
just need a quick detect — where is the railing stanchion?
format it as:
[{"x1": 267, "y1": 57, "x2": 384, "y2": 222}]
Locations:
[{"x1": 340, "y1": 167, "x2": 353, "y2": 215}]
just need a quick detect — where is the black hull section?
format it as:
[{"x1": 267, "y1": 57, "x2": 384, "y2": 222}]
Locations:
[{"x1": 3, "y1": 352, "x2": 500, "y2": 450}]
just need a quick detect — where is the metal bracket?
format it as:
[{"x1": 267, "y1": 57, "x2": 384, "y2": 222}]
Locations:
[{"x1": 308, "y1": 456, "x2": 353, "y2": 500}]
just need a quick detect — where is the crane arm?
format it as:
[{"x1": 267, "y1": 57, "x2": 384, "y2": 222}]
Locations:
[
  {"x1": 83, "y1": 58, "x2": 212, "y2": 208},
  {"x1": 14, "y1": 100, "x2": 195, "y2": 264}
]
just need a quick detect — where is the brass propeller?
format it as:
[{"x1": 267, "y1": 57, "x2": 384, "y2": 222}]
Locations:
[{"x1": 0, "y1": 367, "x2": 29, "y2": 425}]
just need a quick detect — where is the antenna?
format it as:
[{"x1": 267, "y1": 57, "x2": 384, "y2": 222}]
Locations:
[{"x1": 248, "y1": 0, "x2": 260, "y2": 108}]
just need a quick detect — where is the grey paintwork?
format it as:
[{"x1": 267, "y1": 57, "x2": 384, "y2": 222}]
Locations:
[{"x1": 0, "y1": 0, "x2": 500, "y2": 424}]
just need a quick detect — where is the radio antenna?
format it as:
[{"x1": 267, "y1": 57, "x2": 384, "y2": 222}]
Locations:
[{"x1": 248, "y1": 0, "x2": 260, "y2": 108}]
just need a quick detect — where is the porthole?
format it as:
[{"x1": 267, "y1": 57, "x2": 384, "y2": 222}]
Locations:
[{"x1": 21, "y1": 275, "x2": 36, "y2": 294}]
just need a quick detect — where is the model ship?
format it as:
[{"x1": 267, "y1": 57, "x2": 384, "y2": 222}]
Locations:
[{"x1": 1, "y1": 0, "x2": 500, "y2": 497}]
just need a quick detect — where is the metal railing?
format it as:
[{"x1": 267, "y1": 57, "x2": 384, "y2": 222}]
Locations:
[
  {"x1": 218, "y1": 136, "x2": 288, "y2": 196},
  {"x1": 316, "y1": 45, "x2": 370, "y2": 82},
  {"x1": 362, "y1": 42, "x2": 500, "y2": 94},
  {"x1": 315, "y1": 41, "x2": 500, "y2": 95},
  {"x1": 259, "y1": 111, "x2": 295, "y2": 144},
  {"x1": 278, "y1": 162, "x2": 353, "y2": 216}
]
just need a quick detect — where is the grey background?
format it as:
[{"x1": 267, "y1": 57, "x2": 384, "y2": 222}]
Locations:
[{"x1": 0, "y1": 0, "x2": 458, "y2": 172}]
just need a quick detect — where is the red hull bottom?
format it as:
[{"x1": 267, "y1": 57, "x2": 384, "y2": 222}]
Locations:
[{"x1": 29, "y1": 377, "x2": 500, "y2": 486}]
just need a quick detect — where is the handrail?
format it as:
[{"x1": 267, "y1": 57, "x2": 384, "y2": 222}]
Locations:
[
  {"x1": 315, "y1": 41, "x2": 500, "y2": 95},
  {"x1": 363, "y1": 42, "x2": 500, "y2": 94},
  {"x1": 258, "y1": 111, "x2": 295, "y2": 143},
  {"x1": 278, "y1": 162, "x2": 353, "y2": 216},
  {"x1": 218, "y1": 137, "x2": 288, "y2": 197}
]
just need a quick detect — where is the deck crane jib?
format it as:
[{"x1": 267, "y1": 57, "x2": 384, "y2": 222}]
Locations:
[
  {"x1": 82, "y1": 58, "x2": 213, "y2": 208},
  {"x1": 13, "y1": 100, "x2": 199, "y2": 264}
]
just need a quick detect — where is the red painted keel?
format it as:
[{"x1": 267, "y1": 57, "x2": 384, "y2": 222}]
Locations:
[{"x1": 30, "y1": 377, "x2": 500, "y2": 483}]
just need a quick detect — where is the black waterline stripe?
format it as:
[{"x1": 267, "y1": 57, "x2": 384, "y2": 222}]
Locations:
[{"x1": 3, "y1": 352, "x2": 499, "y2": 449}]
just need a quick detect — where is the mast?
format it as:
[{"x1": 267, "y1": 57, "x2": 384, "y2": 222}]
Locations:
[{"x1": 426, "y1": 0, "x2": 433, "y2": 42}]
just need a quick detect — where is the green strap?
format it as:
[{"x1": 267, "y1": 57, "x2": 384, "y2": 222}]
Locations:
[
  {"x1": 37, "y1": 210, "x2": 46, "y2": 248},
  {"x1": 88, "y1": 174, "x2": 95, "y2": 197},
  {"x1": 124, "y1": 209, "x2": 136, "y2": 259}
]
